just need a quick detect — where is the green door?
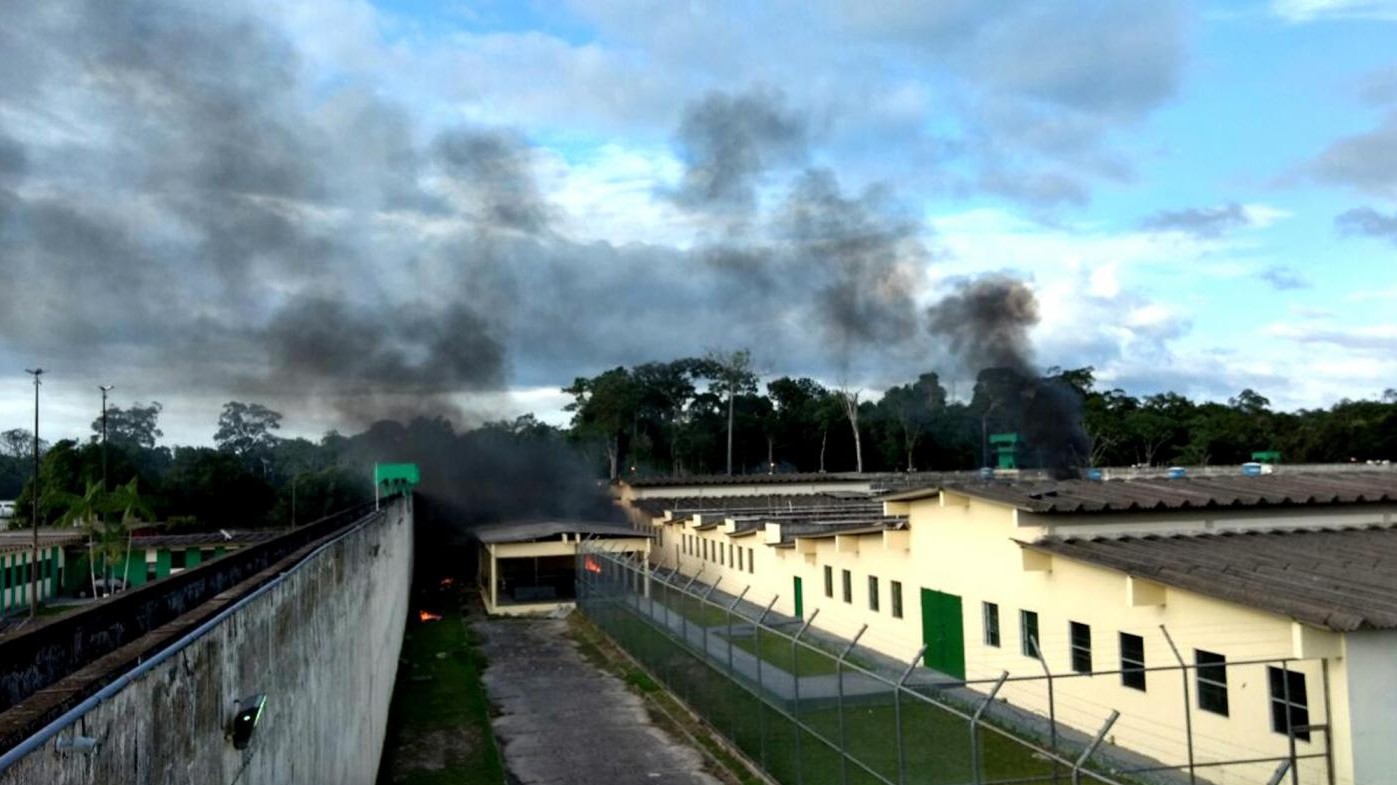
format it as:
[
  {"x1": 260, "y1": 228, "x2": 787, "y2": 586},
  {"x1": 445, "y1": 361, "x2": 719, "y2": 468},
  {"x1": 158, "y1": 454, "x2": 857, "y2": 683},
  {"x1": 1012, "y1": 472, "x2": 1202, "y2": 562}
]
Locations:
[
  {"x1": 793, "y1": 576, "x2": 804, "y2": 618},
  {"x1": 920, "y1": 588, "x2": 966, "y2": 679}
]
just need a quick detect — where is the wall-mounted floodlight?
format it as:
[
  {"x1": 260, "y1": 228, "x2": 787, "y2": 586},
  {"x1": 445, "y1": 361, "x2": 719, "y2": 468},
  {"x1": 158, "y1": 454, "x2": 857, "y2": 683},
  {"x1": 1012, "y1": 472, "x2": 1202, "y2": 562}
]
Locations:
[{"x1": 229, "y1": 693, "x2": 266, "y2": 750}]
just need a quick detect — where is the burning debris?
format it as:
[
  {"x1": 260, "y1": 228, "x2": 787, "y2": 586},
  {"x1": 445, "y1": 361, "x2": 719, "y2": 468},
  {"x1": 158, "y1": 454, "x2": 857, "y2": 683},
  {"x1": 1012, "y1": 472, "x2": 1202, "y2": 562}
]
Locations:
[{"x1": 417, "y1": 610, "x2": 443, "y2": 623}]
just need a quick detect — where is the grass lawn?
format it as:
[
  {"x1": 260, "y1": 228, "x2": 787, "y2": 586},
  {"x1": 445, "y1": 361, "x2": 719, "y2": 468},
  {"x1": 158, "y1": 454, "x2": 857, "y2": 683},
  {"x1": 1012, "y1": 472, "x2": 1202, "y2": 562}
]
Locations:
[
  {"x1": 375, "y1": 605, "x2": 504, "y2": 785},
  {"x1": 585, "y1": 600, "x2": 1064, "y2": 785},
  {"x1": 725, "y1": 630, "x2": 840, "y2": 676}
]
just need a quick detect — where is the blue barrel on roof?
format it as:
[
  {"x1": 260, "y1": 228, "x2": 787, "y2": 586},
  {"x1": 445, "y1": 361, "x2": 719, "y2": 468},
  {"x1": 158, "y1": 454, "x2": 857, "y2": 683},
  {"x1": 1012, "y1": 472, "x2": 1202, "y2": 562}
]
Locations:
[
  {"x1": 1242, "y1": 462, "x2": 1263, "y2": 477},
  {"x1": 1086, "y1": 468, "x2": 1103, "y2": 481},
  {"x1": 1168, "y1": 466, "x2": 1187, "y2": 479}
]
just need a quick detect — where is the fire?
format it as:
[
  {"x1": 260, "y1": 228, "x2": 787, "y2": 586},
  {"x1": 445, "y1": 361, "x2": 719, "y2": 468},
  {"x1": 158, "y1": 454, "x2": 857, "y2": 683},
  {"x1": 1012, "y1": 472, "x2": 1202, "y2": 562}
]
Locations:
[
  {"x1": 584, "y1": 555, "x2": 602, "y2": 574},
  {"x1": 418, "y1": 610, "x2": 443, "y2": 622},
  {"x1": 439, "y1": 577, "x2": 455, "y2": 588}
]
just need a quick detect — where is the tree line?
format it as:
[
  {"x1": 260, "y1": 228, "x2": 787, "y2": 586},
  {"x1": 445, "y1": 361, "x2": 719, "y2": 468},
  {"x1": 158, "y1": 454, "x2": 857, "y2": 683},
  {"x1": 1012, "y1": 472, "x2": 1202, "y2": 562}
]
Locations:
[
  {"x1": 563, "y1": 358, "x2": 1397, "y2": 478},
  {"x1": 3, "y1": 358, "x2": 1394, "y2": 532}
]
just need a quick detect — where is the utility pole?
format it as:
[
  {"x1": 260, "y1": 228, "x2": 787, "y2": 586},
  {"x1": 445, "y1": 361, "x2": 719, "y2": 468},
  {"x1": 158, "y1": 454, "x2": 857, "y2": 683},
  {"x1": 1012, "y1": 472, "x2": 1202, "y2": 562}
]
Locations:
[
  {"x1": 24, "y1": 368, "x2": 43, "y2": 618},
  {"x1": 99, "y1": 385, "x2": 113, "y2": 496}
]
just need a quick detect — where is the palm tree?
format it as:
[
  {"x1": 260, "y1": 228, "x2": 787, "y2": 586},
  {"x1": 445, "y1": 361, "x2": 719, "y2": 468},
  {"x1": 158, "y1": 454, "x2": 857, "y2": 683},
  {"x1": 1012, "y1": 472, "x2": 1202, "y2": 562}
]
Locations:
[{"x1": 57, "y1": 478, "x2": 152, "y2": 596}]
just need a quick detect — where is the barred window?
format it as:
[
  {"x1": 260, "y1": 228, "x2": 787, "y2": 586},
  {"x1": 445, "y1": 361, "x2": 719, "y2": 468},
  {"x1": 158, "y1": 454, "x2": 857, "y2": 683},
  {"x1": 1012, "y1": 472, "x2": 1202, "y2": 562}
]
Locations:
[
  {"x1": 1120, "y1": 633, "x2": 1146, "y2": 691},
  {"x1": 1021, "y1": 610, "x2": 1040, "y2": 658},
  {"x1": 1268, "y1": 667, "x2": 1309, "y2": 741},
  {"x1": 841, "y1": 569, "x2": 852, "y2": 603},
  {"x1": 868, "y1": 575, "x2": 880, "y2": 612},
  {"x1": 748, "y1": 547, "x2": 755, "y2": 574},
  {"x1": 890, "y1": 581, "x2": 903, "y2": 618},
  {"x1": 1196, "y1": 650, "x2": 1229, "y2": 716},
  {"x1": 1069, "y1": 621, "x2": 1092, "y2": 673},
  {"x1": 823, "y1": 565, "x2": 833, "y2": 597},
  {"x1": 983, "y1": 602, "x2": 1001, "y2": 647}
]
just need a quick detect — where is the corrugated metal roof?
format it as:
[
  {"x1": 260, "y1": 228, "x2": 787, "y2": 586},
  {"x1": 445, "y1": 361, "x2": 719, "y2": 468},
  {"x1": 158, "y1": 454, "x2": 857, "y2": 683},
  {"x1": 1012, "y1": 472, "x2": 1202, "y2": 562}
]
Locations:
[
  {"x1": 948, "y1": 472, "x2": 1397, "y2": 514},
  {"x1": 1024, "y1": 527, "x2": 1397, "y2": 631},
  {"x1": 475, "y1": 520, "x2": 652, "y2": 544}
]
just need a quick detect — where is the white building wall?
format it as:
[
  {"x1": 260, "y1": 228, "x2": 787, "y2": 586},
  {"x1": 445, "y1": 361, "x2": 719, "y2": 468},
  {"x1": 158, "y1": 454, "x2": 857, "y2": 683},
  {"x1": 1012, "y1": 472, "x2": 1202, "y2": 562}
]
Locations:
[{"x1": 1332, "y1": 631, "x2": 1397, "y2": 785}]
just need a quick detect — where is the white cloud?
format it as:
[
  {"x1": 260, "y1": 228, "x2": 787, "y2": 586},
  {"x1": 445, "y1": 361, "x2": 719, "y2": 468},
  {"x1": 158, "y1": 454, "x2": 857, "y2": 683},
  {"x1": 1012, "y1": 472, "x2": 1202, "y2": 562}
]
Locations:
[{"x1": 1271, "y1": 0, "x2": 1397, "y2": 21}]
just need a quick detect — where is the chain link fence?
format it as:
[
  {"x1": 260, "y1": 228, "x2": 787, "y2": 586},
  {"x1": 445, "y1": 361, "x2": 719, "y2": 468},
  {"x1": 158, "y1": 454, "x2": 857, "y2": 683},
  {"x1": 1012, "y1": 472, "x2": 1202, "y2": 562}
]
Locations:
[{"x1": 577, "y1": 544, "x2": 1332, "y2": 785}]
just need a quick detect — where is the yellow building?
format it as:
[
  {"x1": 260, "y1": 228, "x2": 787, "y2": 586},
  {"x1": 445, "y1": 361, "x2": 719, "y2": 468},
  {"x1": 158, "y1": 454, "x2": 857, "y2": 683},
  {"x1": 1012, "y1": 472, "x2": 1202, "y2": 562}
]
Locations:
[{"x1": 626, "y1": 472, "x2": 1397, "y2": 785}]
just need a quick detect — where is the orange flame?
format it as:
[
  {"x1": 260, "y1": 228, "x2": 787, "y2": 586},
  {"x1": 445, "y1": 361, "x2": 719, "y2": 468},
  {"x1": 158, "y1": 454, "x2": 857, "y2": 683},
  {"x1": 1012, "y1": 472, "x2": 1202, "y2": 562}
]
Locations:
[
  {"x1": 584, "y1": 556, "x2": 602, "y2": 574},
  {"x1": 439, "y1": 577, "x2": 455, "y2": 588},
  {"x1": 418, "y1": 610, "x2": 443, "y2": 622}
]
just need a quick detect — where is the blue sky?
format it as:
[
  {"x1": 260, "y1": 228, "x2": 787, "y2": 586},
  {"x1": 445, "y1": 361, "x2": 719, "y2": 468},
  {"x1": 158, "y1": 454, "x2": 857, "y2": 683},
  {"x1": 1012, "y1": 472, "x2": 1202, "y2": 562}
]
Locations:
[{"x1": 2, "y1": 0, "x2": 1396, "y2": 445}]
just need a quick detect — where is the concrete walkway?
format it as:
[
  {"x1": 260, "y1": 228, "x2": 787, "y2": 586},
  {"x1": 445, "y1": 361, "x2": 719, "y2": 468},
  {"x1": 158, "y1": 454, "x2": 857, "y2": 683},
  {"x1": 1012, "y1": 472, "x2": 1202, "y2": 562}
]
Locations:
[{"x1": 475, "y1": 618, "x2": 723, "y2": 785}]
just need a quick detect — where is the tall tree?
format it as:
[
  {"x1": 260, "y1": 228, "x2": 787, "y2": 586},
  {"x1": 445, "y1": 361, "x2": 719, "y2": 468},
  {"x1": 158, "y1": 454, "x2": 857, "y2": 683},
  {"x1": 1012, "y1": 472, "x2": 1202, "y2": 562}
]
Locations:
[
  {"x1": 564, "y1": 368, "x2": 638, "y2": 480},
  {"x1": 879, "y1": 372, "x2": 947, "y2": 471},
  {"x1": 214, "y1": 402, "x2": 283, "y2": 467},
  {"x1": 92, "y1": 402, "x2": 164, "y2": 449},
  {"x1": 701, "y1": 349, "x2": 757, "y2": 475}
]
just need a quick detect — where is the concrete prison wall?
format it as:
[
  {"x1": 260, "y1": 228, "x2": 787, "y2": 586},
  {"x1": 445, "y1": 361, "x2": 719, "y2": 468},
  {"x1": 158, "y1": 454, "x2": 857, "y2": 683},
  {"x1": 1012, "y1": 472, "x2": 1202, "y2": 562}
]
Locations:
[{"x1": 0, "y1": 496, "x2": 413, "y2": 785}]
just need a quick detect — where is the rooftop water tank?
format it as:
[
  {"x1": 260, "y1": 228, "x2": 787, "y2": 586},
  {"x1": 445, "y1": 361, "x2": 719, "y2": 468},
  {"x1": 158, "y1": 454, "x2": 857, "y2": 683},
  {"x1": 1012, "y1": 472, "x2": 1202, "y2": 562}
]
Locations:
[
  {"x1": 1241, "y1": 462, "x2": 1263, "y2": 477},
  {"x1": 1168, "y1": 466, "x2": 1186, "y2": 479},
  {"x1": 1086, "y1": 468, "x2": 1103, "y2": 481}
]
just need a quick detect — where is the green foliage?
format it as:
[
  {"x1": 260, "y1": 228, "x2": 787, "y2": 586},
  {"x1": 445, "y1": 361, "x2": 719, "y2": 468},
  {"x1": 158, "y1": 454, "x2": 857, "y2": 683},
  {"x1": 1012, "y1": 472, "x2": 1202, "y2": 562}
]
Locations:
[
  {"x1": 214, "y1": 401, "x2": 283, "y2": 462},
  {"x1": 92, "y1": 402, "x2": 164, "y2": 449}
]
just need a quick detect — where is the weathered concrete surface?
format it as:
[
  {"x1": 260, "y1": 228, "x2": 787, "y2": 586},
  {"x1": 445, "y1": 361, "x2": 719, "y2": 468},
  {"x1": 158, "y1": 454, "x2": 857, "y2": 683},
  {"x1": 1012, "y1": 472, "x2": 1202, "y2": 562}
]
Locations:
[
  {"x1": 0, "y1": 497, "x2": 413, "y2": 785},
  {"x1": 476, "y1": 618, "x2": 722, "y2": 785}
]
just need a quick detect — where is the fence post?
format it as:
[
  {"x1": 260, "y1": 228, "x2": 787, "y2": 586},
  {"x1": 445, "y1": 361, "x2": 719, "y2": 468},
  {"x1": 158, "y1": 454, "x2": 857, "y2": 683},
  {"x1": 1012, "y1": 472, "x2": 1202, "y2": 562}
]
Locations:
[
  {"x1": 836, "y1": 624, "x2": 869, "y2": 785},
  {"x1": 1070, "y1": 710, "x2": 1119, "y2": 785},
  {"x1": 1029, "y1": 634, "x2": 1060, "y2": 784},
  {"x1": 1160, "y1": 625, "x2": 1196, "y2": 785},
  {"x1": 895, "y1": 644, "x2": 928, "y2": 785},
  {"x1": 755, "y1": 595, "x2": 779, "y2": 770},
  {"x1": 791, "y1": 610, "x2": 820, "y2": 785},
  {"x1": 969, "y1": 672, "x2": 1009, "y2": 785},
  {"x1": 727, "y1": 586, "x2": 752, "y2": 677},
  {"x1": 1280, "y1": 659, "x2": 1300, "y2": 785},
  {"x1": 680, "y1": 568, "x2": 704, "y2": 652},
  {"x1": 701, "y1": 578, "x2": 723, "y2": 660}
]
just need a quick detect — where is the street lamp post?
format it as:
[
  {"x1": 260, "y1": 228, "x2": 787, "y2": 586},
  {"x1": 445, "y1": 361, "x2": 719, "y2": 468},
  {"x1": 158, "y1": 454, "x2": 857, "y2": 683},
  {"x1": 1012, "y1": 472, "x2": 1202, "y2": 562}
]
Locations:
[
  {"x1": 99, "y1": 385, "x2": 113, "y2": 497},
  {"x1": 24, "y1": 368, "x2": 43, "y2": 618}
]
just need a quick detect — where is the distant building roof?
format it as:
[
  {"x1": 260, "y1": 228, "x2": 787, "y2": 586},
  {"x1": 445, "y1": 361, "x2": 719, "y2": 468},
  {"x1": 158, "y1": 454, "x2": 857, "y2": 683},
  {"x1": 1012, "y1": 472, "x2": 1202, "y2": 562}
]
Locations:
[
  {"x1": 622, "y1": 471, "x2": 985, "y2": 490},
  {"x1": 0, "y1": 530, "x2": 83, "y2": 555},
  {"x1": 1024, "y1": 526, "x2": 1397, "y2": 631},
  {"x1": 130, "y1": 530, "x2": 279, "y2": 549},
  {"x1": 474, "y1": 520, "x2": 652, "y2": 544},
  {"x1": 940, "y1": 472, "x2": 1397, "y2": 514}
]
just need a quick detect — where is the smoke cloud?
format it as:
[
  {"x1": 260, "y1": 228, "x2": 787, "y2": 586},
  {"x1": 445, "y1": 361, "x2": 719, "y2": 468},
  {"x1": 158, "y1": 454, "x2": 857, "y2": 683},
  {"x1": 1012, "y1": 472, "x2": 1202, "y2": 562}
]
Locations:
[
  {"x1": 2, "y1": 2, "x2": 1084, "y2": 486},
  {"x1": 927, "y1": 276, "x2": 1088, "y2": 476}
]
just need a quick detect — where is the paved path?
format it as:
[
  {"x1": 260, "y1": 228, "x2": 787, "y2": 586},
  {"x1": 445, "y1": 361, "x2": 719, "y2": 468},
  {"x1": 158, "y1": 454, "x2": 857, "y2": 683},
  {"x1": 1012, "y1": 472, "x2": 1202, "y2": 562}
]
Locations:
[{"x1": 475, "y1": 618, "x2": 723, "y2": 785}]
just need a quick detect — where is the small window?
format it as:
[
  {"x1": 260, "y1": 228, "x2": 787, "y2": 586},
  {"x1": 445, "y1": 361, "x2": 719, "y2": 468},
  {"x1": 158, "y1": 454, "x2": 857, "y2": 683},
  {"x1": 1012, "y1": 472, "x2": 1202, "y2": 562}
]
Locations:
[
  {"x1": 983, "y1": 602, "x2": 1001, "y2": 647},
  {"x1": 1021, "y1": 610, "x2": 1040, "y2": 658},
  {"x1": 702, "y1": 539, "x2": 707, "y2": 560},
  {"x1": 719, "y1": 542, "x2": 725, "y2": 566},
  {"x1": 824, "y1": 565, "x2": 833, "y2": 598},
  {"x1": 1268, "y1": 667, "x2": 1310, "y2": 741},
  {"x1": 728, "y1": 543, "x2": 734, "y2": 566},
  {"x1": 748, "y1": 547, "x2": 754, "y2": 573},
  {"x1": 841, "y1": 569, "x2": 852, "y2": 603},
  {"x1": 868, "y1": 576, "x2": 880, "y2": 612},
  {"x1": 737, "y1": 547, "x2": 743, "y2": 571},
  {"x1": 1069, "y1": 621, "x2": 1092, "y2": 673},
  {"x1": 891, "y1": 581, "x2": 903, "y2": 618},
  {"x1": 1196, "y1": 650, "x2": 1229, "y2": 716},
  {"x1": 1120, "y1": 633, "x2": 1146, "y2": 691}
]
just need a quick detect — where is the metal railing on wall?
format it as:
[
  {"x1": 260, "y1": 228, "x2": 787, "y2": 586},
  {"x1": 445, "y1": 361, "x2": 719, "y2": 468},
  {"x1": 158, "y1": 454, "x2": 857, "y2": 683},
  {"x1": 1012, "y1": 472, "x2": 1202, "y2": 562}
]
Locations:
[{"x1": 576, "y1": 541, "x2": 1333, "y2": 785}]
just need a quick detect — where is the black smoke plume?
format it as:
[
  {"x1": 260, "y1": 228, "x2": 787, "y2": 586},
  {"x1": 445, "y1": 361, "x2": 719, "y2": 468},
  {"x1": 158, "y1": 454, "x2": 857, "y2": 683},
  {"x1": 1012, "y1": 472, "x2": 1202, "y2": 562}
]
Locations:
[{"x1": 926, "y1": 276, "x2": 1089, "y2": 477}]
